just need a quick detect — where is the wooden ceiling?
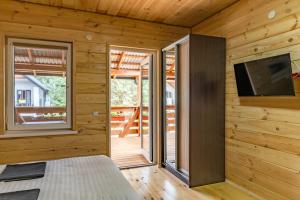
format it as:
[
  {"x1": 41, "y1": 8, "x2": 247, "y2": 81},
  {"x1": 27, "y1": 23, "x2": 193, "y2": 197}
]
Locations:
[{"x1": 19, "y1": 0, "x2": 239, "y2": 27}]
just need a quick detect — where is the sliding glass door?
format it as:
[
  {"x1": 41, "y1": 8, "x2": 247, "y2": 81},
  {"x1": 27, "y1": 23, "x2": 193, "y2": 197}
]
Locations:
[
  {"x1": 162, "y1": 47, "x2": 177, "y2": 169},
  {"x1": 141, "y1": 55, "x2": 153, "y2": 162}
]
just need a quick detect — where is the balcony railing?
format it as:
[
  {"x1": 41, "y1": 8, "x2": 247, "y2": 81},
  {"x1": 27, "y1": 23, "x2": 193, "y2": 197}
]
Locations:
[
  {"x1": 111, "y1": 106, "x2": 143, "y2": 137},
  {"x1": 111, "y1": 105, "x2": 175, "y2": 137},
  {"x1": 15, "y1": 105, "x2": 176, "y2": 134},
  {"x1": 15, "y1": 107, "x2": 66, "y2": 124}
]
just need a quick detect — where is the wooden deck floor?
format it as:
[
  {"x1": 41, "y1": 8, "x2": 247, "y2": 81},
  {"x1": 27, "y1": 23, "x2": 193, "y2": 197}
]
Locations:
[
  {"x1": 122, "y1": 166, "x2": 259, "y2": 200},
  {"x1": 111, "y1": 136, "x2": 151, "y2": 168},
  {"x1": 111, "y1": 131, "x2": 176, "y2": 168}
]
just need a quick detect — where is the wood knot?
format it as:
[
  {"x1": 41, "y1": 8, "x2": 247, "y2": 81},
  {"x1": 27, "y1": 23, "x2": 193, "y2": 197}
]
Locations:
[
  {"x1": 86, "y1": 21, "x2": 100, "y2": 28},
  {"x1": 261, "y1": 115, "x2": 268, "y2": 120},
  {"x1": 288, "y1": 38, "x2": 294, "y2": 42},
  {"x1": 285, "y1": 8, "x2": 292, "y2": 13},
  {"x1": 276, "y1": 127, "x2": 280, "y2": 131}
]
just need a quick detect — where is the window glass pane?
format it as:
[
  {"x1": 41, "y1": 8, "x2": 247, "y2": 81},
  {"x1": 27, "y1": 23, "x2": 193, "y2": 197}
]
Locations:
[
  {"x1": 164, "y1": 48, "x2": 176, "y2": 167},
  {"x1": 13, "y1": 45, "x2": 68, "y2": 125}
]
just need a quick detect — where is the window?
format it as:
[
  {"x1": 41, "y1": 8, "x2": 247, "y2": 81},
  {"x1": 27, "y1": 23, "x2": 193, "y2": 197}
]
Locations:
[
  {"x1": 6, "y1": 38, "x2": 72, "y2": 131},
  {"x1": 16, "y1": 90, "x2": 31, "y2": 106}
]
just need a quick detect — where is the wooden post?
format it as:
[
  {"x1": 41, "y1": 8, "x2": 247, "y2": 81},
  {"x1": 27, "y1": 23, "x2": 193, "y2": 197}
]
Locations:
[{"x1": 113, "y1": 52, "x2": 125, "y2": 79}]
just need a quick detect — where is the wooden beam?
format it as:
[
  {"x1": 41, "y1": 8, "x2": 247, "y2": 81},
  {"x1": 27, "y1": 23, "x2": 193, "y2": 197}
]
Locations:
[
  {"x1": 111, "y1": 61, "x2": 140, "y2": 66},
  {"x1": 27, "y1": 48, "x2": 33, "y2": 63},
  {"x1": 111, "y1": 68, "x2": 175, "y2": 79},
  {"x1": 111, "y1": 61, "x2": 173, "y2": 67},
  {"x1": 16, "y1": 53, "x2": 63, "y2": 60},
  {"x1": 111, "y1": 52, "x2": 147, "y2": 60},
  {"x1": 15, "y1": 63, "x2": 67, "y2": 72},
  {"x1": 61, "y1": 51, "x2": 65, "y2": 66},
  {"x1": 111, "y1": 69, "x2": 141, "y2": 77},
  {"x1": 116, "y1": 52, "x2": 126, "y2": 70},
  {"x1": 16, "y1": 71, "x2": 65, "y2": 76}
]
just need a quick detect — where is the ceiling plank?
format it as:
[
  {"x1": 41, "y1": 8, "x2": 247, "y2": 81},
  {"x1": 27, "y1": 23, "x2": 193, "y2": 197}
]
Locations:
[{"x1": 20, "y1": 0, "x2": 239, "y2": 27}]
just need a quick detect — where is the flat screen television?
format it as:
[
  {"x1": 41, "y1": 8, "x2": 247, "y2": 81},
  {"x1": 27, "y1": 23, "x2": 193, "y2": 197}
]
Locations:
[{"x1": 233, "y1": 53, "x2": 295, "y2": 96}]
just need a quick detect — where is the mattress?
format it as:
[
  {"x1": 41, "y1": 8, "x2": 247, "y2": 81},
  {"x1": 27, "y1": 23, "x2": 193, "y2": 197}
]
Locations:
[{"x1": 0, "y1": 156, "x2": 140, "y2": 200}]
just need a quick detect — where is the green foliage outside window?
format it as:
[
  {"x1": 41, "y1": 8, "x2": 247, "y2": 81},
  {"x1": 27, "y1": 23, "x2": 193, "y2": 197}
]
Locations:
[
  {"x1": 36, "y1": 76, "x2": 67, "y2": 107},
  {"x1": 111, "y1": 79, "x2": 137, "y2": 106}
]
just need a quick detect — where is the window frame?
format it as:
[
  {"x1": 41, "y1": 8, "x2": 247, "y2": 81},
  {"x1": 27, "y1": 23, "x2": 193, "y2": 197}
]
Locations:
[{"x1": 6, "y1": 38, "x2": 72, "y2": 131}]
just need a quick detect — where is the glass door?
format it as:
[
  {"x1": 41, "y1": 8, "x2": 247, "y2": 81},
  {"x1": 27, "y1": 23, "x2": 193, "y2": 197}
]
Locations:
[
  {"x1": 141, "y1": 55, "x2": 153, "y2": 162},
  {"x1": 162, "y1": 47, "x2": 177, "y2": 169}
]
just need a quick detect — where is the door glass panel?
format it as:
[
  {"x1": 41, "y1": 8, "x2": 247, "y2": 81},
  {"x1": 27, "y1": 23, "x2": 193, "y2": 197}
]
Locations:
[
  {"x1": 141, "y1": 55, "x2": 152, "y2": 161},
  {"x1": 164, "y1": 48, "x2": 176, "y2": 167}
]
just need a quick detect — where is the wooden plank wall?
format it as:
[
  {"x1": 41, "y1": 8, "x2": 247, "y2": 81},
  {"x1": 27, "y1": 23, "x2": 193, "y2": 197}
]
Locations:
[
  {"x1": 0, "y1": 0, "x2": 189, "y2": 164},
  {"x1": 192, "y1": 1, "x2": 300, "y2": 200}
]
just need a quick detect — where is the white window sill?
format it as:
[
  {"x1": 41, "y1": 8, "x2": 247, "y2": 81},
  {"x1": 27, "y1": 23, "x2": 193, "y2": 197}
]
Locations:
[{"x1": 0, "y1": 130, "x2": 78, "y2": 138}]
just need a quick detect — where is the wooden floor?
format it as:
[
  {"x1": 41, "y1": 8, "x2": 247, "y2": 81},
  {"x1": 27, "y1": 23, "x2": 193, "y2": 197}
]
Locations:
[
  {"x1": 122, "y1": 166, "x2": 259, "y2": 200},
  {"x1": 111, "y1": 135, "x2": 151, "y2": 168}
]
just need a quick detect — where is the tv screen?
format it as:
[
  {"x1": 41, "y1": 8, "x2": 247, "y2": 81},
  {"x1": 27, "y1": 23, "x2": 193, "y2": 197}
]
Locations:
[{"x1": 233, "y1": 54, "x2": 295, "y2": 96}]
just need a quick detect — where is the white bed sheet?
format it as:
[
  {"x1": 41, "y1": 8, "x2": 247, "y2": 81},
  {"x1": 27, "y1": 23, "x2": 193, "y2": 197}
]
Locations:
[{"x1": 0, "y1": 155, "x2": 140, "y2": 200}]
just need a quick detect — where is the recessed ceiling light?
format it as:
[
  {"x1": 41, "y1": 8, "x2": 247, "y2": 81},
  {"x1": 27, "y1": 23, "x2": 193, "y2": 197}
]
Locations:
[{"x1": 268, "y1": 10, "x2": 276, "y2": 19}]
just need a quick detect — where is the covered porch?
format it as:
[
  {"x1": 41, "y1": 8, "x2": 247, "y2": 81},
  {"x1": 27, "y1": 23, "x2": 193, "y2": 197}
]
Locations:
[
  {"x1": 12, "y1": 44, "x2": 68, "y2": 126},
  {"x1": 110, "y1": 49, "x2": 176, "y2": 168}
]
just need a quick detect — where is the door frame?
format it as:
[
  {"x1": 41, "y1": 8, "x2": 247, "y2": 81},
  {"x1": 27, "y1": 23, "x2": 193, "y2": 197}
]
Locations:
[
  {"x1": 108, "y1": 45, "x2": 158, "y2": 165},
  {"x1": 160, "y1": 36, "x2": 190, "y2": 184}
]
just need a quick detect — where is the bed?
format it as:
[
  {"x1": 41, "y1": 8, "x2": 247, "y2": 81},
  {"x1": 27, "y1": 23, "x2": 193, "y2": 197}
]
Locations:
[{"x1": 0, "y1": 155, "x2": 140, "y2": 200}]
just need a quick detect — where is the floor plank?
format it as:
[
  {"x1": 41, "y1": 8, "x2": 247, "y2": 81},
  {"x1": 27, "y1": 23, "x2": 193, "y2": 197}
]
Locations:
[
  {"x1": 111, "y1": 136, "x2": 151, "y2": 168},
  {"x1": 122, "y1": 166, "x2": 259, "y2": 200}
]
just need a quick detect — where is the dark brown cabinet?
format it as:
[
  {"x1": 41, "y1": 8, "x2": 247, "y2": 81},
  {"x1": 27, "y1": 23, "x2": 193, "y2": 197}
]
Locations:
[{"x1": 161, "y1": 34, "x2": 225, "y2": 187}]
